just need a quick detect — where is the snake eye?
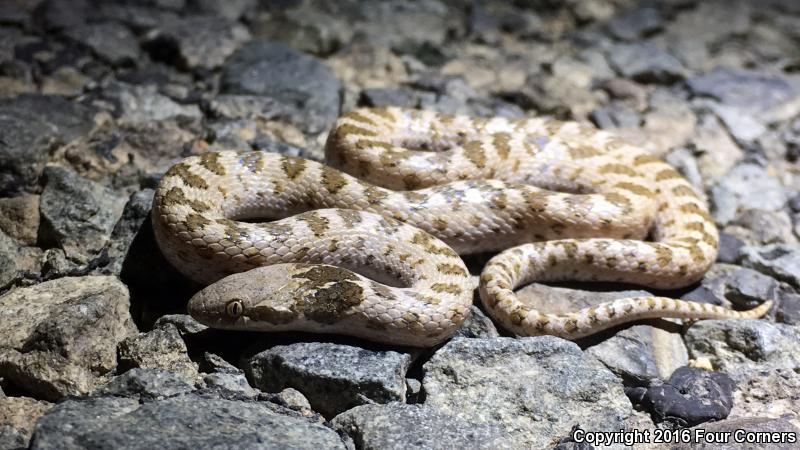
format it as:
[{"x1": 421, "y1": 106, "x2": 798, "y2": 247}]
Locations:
[{"x1": 225, "y1": 299, "x2": 244, "y2": 318}]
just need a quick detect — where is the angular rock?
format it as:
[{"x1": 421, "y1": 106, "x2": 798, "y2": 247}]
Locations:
[
  {"x1": 0, "y1": 276, "x2": 137, "y2": 400},
  {"x1": 0, "y1": 94, "x2": 96, "y2": 195},
  {"x1": 422, "y1": 337, "x2": 631, "y2": 449},
  {"x1": 740, "y1": 244, "x2": 800, "y2": 289},
  {"x1": 104, "y1": 189, "x2": 153, "y2": 276},
  {"x1": 722, "y1": 267, "x2": 780, "y2": 309},
  {"x1": 728, "y1": 208, "x2": 797, "y2": 245},
  {"x1": 30, "y1": 393, "x2": 347, "y2": 449},
  {"x1": 0, "y1": 396, "x2": 52, "y2": 448},
  {"x1": 717, "y1": 232, "x2": 745, "y2": 264},
  {"x1": 359, "y1": 87, "x2": 420, "y2": 108},
  {"x1": 711, "y1": 164, "x2": 788, "y2": 225},
  {"x1": 776, "y1": 290, "x2": 800, "y2": 325},
  {"x1": 333, "y1": 403, "x2": 515, "y2": 450},
  {"x1": 0, "y1": 229, "x2": 41, "y2": 292},
  {"x1": 117, "y1": 324, "x2": 199, "y2": 380},
  {"x1": 639, "y1": 366, "x2": 734, "y2": 427},
  {"x1": 685, "y1": 320, "x2": 800, "y2": 381},
  {"x1": 244, "y1": 342, "x2": 412, "y2": 418},
  {"x1": 221, "y1": 41, "x2": 341, "y2": 134},
  {"x1": 606, "y1": 7, "x2": 663, "y2": 41},
  {"x1": 0, "y1": 195, "x2": 39, "y2": 246},
  {"x1": 99, "y1": 82, "x2": 202, "y2": 126},
  {"x1": 200, "y1": 372, "x2": 258, "y2": 399},
  {"x1": 39, "y1": 166, "x2": 125, "y2": 264},
  {"x1": 608, "y1": 42, "x2": 687, "y2": 84},
  {"x1": 143, "y1": 15, "x2": 250, "y2": 70},
  {"x1": 64, "y1": 22, "x2": 140, "y2": 66},
  {"x1": 453, "y1": 305, "x2": 500, "y2": 339},
  {"x1": 688, "y1": 68, "x2": 800, "y2": 122},
  {"x1": 586, "y1": 324, "x2": 688, "y2": 385},
  {"x1": 94, "y1": 368, "x2": 195, "y2": 402}
]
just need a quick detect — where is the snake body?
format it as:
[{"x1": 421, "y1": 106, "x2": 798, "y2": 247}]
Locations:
[{"x1": 152, "y1": 107, "x2": 771, "y2": 346}]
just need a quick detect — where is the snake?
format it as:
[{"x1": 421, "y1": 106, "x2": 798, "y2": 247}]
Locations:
[{"x1": 152, "y1": 107, "x2": 772, "y2": 347}]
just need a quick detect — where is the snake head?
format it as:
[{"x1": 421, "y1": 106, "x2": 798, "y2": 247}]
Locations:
[{"x1": 186, "y1": 264, "x2": 312, "y2": 331}]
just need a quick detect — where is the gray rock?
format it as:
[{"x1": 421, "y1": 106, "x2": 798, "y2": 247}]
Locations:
[
  {"x1": 607, "y1": 7, "x2": 663, "y2": 41},
  {"x1": 723, "y1": 267, "x2": 780, "y2": 309},
  {"x1": 153, "y1": 314, "x2": 209, "y2": 338},
  {"x1": 0, "y1": 276, "x2": 137, "y2": 400},
  {"x1": 422, "y1": 337, "x2": 631, "y2": 449},
  {"x1": 94, "y1": 368, "x2": 195, "y2": 401},
  {"x1": 685, "y1": 320, "x2": 800, "y2": 381},
  {"x1": 687, "y1": 68, "x2": 800, "y2": 122},
  {"x1": 100, "y1": 82, "x2": 202, "y2": 126},
  {"x1": 39, "y1": 166, "x2": 126, "y2": 265},
  {"x1": 201, "y1": 372, "x2": 258, "y2": 397},
  {"x1": 104, "y1": 189, "x2": 154, "y2": 277},
  {"x1": 64, "y1": 22, "x2": 140, "y2": 66},
  {"x1": 191, "y1": 0, "x2": 257, "y2": 20},
  {"x1": 221, "y1": 41, "x2": 341, "y2": 134},
  {"x1": 0, "y1": 396, "x2": 52, "y2": 448},
  {"x1": 608, "y1": 42, "x2": 687, "y2": 84},
  {"x1": 332, "y1": 403, "x2": 515, "y2": 450},
  {"x1": 680, "y1": 417, "x2": 800, "y2": 450},
  {"x1": 590, "y1": 101, "x2": 642, "y2": 129},
  {"x1": 586, "y1": 324, "x2": 688, "y2": 385},
  {"x1": 707, "y1": 102, "x2": 768, "y2": 142},
  {"x1": 640, "y1": 366, "x2": 734, "y2": 427},
  {"x1": 117, "y1": 324, "x2": 199, "y2": 380},
  {"x1": 35, "y1": 0, "x2": 88, "y2": 31},
  {"x1": 359, "y1": 87, "x2": 420, "y2": 108},
  {"x1": 711, "y1": 164, "x2": 787, "y2": 225},
  {"x1": 740, "y1": 244, "x2": 800, "y2": 288},
  {"x1": 0, "y1": 195, "x2": 39, "y2": 246},
  {"x1": 0, "y1": 229, "x2": 41, "y2": 292},
  {"x1": 30, "y1": 393, "x2": 347, "y2": 449},
  {"x1": 143, "y1": 15, "x2": 250, "y2": 70},
  {"x1": 717, "y1": 232, "x2": 745, "y2": 264},
  {"x1": 453, "y1": 305, "x2": 500, "y2": 339},
  {"x1": 0, "y1": 94, "x2": 96, "y2": 195},
  {"x1": 244, "y1": 342, "x2": 412, "y2": 418},
  {"x1": 265, "y1": 388, "x2": 314, "y2": 415},
  {"x1": 205, "y1": 94, "x2": 290, "y2": 121},
  {"x1": 728, "y1": 208, "x2": 798, "y2": 245},
  {"x1": 776, "y1": 290, "x2": 800, "y2": 325}
]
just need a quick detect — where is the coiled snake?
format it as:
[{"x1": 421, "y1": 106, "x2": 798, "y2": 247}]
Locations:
[{"x1": 152, "y1": 107, "x2": 771, "y2": 347}]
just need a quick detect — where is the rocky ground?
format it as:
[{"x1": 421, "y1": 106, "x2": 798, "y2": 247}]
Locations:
[{"x1": 1, "y1": 0, "x2": 799, "y2": 449}]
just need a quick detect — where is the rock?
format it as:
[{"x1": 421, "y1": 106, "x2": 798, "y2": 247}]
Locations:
[
  {"x1": 590, "y1": 101, "x2": 641, "y2": 129},
  {"x1": 0, "y1": 94, "x2": 96, "y2": 196},
  {"x1": 728, "y1": 208, "x2": 798, "y2": 245},
  {"x1": 153, "y1": 314, "x2": 209, "y2": 339},
  {"x1": 143, "y1": 15, "x2": 250, "y2": 71},
  {"x1": 201, "y1": 372, "x2": 258, "y2": 398},
  {"x1": 104, "y1": 189, "x2": 154, "y2": 276},
  {"x1": 776, "y1": 291, "x2": 800, "y2": 326},
  {"x1": 691, "y1": 113, "x2": 743, "y2": 186},
  {"x1": 707, "y1": 102, "x2": 768, "y2": 143},
  {"x1": 664, "y1": 148, "x2": 703, "y2": 191},
  {"x1": 680, "y1": 417, "x2": 800, "y2": 450},
  {"x1": 64, "y1": 22, "x2": 140, "y2": 66},
  {"x1": 269, "y1": 387, "x2": 313, "y2": 414},
  {"x1": 586, "y1": 325, "x2": 688, "y2": 386},
  {"x1": 711, "y1": 164, "x2": 788, "y2": 225},
  {"x1": 35, "y1": 0, "x2": 88, "y2": 31},
  {"x1": 0, "y1": 195, "x2": 39, "y2": 247},
  {"x1": 721, "y1": 267, "x2": 780, "y2": 309},
  {"x1": 0, "y1": 229, "x2": 41, "y2": 292},
  {"x1": 38, "y1": 166, "x2": 125, "y2": 265},
  {"x1": 685, "y1": 320, "x2": 800, "y2": 381},
  {"x1": 608, "y1": 42, "x2": 687, "y2": 84},
  {"x1": 453, "y1": 305, "x2": 500, "y2": 339},
  {"x1": 98, "y1": 82, "x2": 202, "y2": 126},
  {"x1": 94, "y1": 368, "x2": 195, "y2": 401},
  {"x1": 359, "y1": 87, "x2": 420, "y2": 108},
  {"x1": 0, "y1": 396, "x2": 52, "y2": 447},
  {"x1": 0, "y1": 276, "x2": 137, "y2": 400},
  {"x1": 244, "y1": 342, "x2": 412, "y2": 418},
  {"x1": 422, "y1": 337, "x2": 631, "y2": 449},
  {"x1": 117, "y1": 324, "x2": 199, "y2": 380},
  {"x1": 687, "y1": 68, "x2": 800, "y2": 123},
  {"x1": 191, "y1": 0, "x2": 256, "y2": 20},
  {"x1": 30, "y1": 393, "x2": 347, "y2": 449},
  {"x1": 221, "y1": 41, "x2": 341, "y2": 134},
  {"x1": 332, "y1": 403, "x2": 515, "y2": 450},
  {"x1": 606, "y1": 7, "x2": 663, "y2": 41},
  {"x1": 639, "y1": 367, "x2": 734, "y2": 427},
  {"x1": 205, "y1": 94, "x2": 289, "y2": 121},
  {"x1": 717, "y1": 232, "x2": 745, "y2": 264},
  {"x1": 740, "y1": 244, "x2": 800, "y2": 289}
]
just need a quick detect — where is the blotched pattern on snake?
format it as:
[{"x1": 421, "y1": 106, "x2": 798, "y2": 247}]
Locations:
[{"x1": 152, "y1": 107, "x2": 771, "y2": 346}]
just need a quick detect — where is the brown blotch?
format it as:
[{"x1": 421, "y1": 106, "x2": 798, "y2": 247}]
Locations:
[
  {"x1": 603, "y1": 192, "x2": 632, "y2": 213},
  {"x1": 432, "y1": 218, "x2": 448, "y2": 232},
  {"x1": 430, "y1": 283, "x2": 463, "y2": 295},
  {"x1": 599, "y1": 163, "x2": 638, "y2": 176},
  {"x1": 614, "y1": 182, "x2": 654, "y2": 198},
  {"x1": 491, "y1": 192, "x2": 508, "y2": 210},
  {"x1": 403, "y1": 174, "x2": 422, "y2": 190},
  {"x1": 247, "y1": 305, "x2": 297, "y2": 324},
  {"x1": 568, "y1": 144, "x2": 602, "y2": 159},
  {"x1": 281, "y1": 156, "x2": 307, "y2": 180},
  {"x1": 671, "y1": 185, "x2": 697, "y2": 197},
  {"x1": 161, "y1": 187, "x2": 211, "y2": 212},
  {"x1": 463, "y1": 140, "x2": 487, "y2": 169},
  {"x1": 184, "y1": 213, "x2": 211, "y2": 232},
  {"x1": 655, "y1": 168, "x2": 682, "y2": 181},
  {"x1": 292, "y1": 265, "x2": 363, "y2": 324},
  {"x1": 524, "y1": 190, "x2": 550, "y2": 213},
  {"x1": 198, "y1": 152, "x2": 227, "y2": 176},
  {"x1": 633, "y1": 154, "x2": 661, "y2": 165},
  {"x1": 411, "y1": 231, "x2": 458, "y2": 257},
  {"x1": 436, "y1": 263, "x2": 467, "y2": 276},
  {"x1": 556, "y1": 241, "x2": 579, "y2": 259},
  {"x1": 402, "y1": 190, "x2": 427, "y2": 203},
  {"x1": 299, "y1": 211, "x2": 330, "y2": 237},
  {"x1": 362, "y1": 184, "x2": 389, "y2": 204},
  {"x1": 336, "y1": 209, "x2": 362, "y2": 228},
  {"x1": 368, "y1": 107, "x2": 396, "y2": 121},
  {"x1": 321, "y1": 166, "x2": 348, "y2": 194},
  {"x1": 492, "y1": 133, "x2": 512, "y2": 160},
  {"x1": 167, "y1": 162, "x2": 208, "y2": 189},
  {"x1": 333, "y1": 123, "x2": 378, "y2": 140},
  {"x1": 346, "y1": 111, "x2": 378, "y2": 127},
  {"x1": 355, "y1": 139, "x2": 394, "y2": 151}
]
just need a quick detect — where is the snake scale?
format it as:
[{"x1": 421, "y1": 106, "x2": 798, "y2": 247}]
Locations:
[{"x1": 152, "y1": 107, "x2": 771, "y2": 347}]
